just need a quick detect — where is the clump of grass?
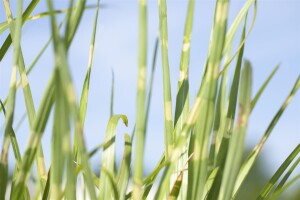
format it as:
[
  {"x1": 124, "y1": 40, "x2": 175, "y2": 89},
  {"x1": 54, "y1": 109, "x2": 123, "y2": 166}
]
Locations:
[{"x1": 0, "y1": 0, "x2": 299, "y2": 200}]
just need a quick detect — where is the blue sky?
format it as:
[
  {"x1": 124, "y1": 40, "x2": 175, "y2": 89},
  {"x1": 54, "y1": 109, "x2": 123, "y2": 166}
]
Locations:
[{"x1": 0, "y1": 0, "x2": 299, "y2": 182}]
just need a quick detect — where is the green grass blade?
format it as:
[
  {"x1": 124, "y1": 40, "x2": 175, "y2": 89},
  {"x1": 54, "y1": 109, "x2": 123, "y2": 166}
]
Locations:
[
  {"x1": 0, "y1": 0, "x2": 40, "y2": 61},
  {"x1": 269, "y1": 173, "x2": 300, "y2": 200},
  {"x1": 173, "y1": 1, "x2": 194, "y2": 198},
  {"x1": 132, "y1": 0, "x2": 148, "y2": 198},
  {"x1": 79, "y1": 0, "x2": 100, "y2": 127},
  {"x1": 116, "y1": 133, "x2": 132, "y2": 200},
  {"x1": 99, "y1": 114, "x2": 128, "y2": 200},
  {"x1": 158, "y1": 0, "x2": 174, "y2": 159},
  {"x1": 101, "y1": 166, "x2": 120, "y2": 200},
  {"x1": 233, "y1": 75, "x2": 300, "y2": 198},
  {"x1": 218, "y1": 60, "x2": 252, "y2": 200},
  {"x1": 257, "y1": 144, "x2": 300, "y2": 200}
]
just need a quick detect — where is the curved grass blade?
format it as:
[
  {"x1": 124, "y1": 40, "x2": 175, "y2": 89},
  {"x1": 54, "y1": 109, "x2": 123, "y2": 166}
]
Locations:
[
  {"x1": 99, "y1": 114, "x2": 128, "y2": 200},
  {"x1": 233, "y1": 75, "x2": 300, "y2": 198},
  {"x1": 257, "y1": 144, "x2": 300, "y2": 200},
  {"x1": 101, "y1": 166, "x2": 120, "y2": 200}
]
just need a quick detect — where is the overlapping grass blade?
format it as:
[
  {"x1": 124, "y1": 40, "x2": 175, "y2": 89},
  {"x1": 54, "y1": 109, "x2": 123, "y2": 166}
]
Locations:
[
  {"x1": 218, "y1": 61, "x2": 252, "y2": 200},
  {"x1": 257, "y1": 144, "x2": 300, "y2": 200},
  {"x1": 172, "y1": 0, "x2": 194, "y2": 198},
  {"x1": 132, "y1": 0, "x2": 148, "y2": 198},
  {"x1": 0, "y1": 0, "x2": 40, "y2": 61},
  {"x1": 99, "y1": 114, "x2": 128, "y2": 200},
  {"x1": 233, "y1": 75, "x2": 300, "y2": 197}
]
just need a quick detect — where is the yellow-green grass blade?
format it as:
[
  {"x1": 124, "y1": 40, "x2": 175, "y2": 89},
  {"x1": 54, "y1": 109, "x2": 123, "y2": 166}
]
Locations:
[
  {"x1": 219, "y1": 0, "x2": 257, "y2": 76},
  {"x1": 158, "y1": 0, "x2": 174, "y2": 159},
  {"x1": 0, "y1": 0, "x2": 23, "y2": 198},
  {"x1": 79, "y1": 0, "x2": 100, "y2": 127},
  {"x1": 99, "y1": 114, "x2": 128, "y2": 200},
  {"x1": 205, "y1": 17, "x2": 246, "y2": 200},
  {"x1": 233, "y1": 75, "x2": 300, "y2": 198},
  {"x1": 186, "y1": 0, "x2": 229, "y2": 199},
  {"x1": 65, "y1": 0, "x2": 86, "y2": 49},
  {"x1": 3, "y1": 0, "x2": 48, "y2": 191},
  {"x1": 133, "y1": 0, "x2": 148, "y2": 198},
  {"x1": 47, "y1": 1, "x2": 97, "y2": 198},
  {"x1": 116, "y1": 133, "x2": 132, "y2": 200},
  {"x1": 269, "y1": 173, "x2": 300, "y2": 200},
  {"x1": 0, "y1": 6, "x2": 95, "y2": 35},
  {"x1": 250, "y1": 65, "x2": 280, "y2": 111},
  {"x1": 173, "y1": 1, "x2": 194, "y2": 198},
  {"x1": 101, "y1": 166, "x2": 120, "y2": 200},
  {"x1": 218, "y1": 60, "x2": 252, "y2": 200},
  {"x1": 168, "y1": 171, "x2": 183, "y2": 200},
  {"x1": 50, "y1": 70, "x2": 69, "y2": 199},
  {"x1": 257, "y1": 144, "x2": 300, "y2": 200},
  {"x1": 0, "y1": 0, "x2": 40, "y2": 61},
  {"x1": 10, "y1": 75, "x2": 55, "y2": 199}
]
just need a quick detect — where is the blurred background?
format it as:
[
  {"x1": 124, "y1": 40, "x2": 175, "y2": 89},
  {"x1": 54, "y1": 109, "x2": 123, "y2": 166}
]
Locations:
[{"x1": 0, "y1": 0, "x2": 299, "y2": 199}]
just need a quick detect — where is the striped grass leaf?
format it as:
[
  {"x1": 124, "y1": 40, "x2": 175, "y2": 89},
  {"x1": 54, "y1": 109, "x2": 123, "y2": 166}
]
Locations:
[
  {"x1": 0, "y1": 0, "x2": 40, "y2": 61},
  {"x1": 116, "y1": 133, "x2": 132, "y2": 200},
  {"x1": 158, "y1": 0, "x2": 174, "y2": 160},
  {"x1": 186, "y1": 0, "x2": 230, "y2": 199},
  {"x1": 206, "y1": 17, "x2": 247, "y2": 200},
  {"x1": 99, "y1": 114, "x2": 128, "y2": 200},
  {"x1": 233, "y1": 75, "x2": 300, "y2": 198},
  {"x1": 257, "y1": 144, "x2": 300, "y2": 200},
  {"x1": 217, "y1": 60, "x2": 252, "y2": 200},
  {"x1": 219, "y1": 0, "x2": 257, "y2": 75},
  {"x1": 132, "y1": 0, "x2": 148, "y2": 198},
  {"x1": 172, "y1": 0, "x2": 195, "y2": 198},
  {"x1": 3, "y1": 0, "x2": 49, "y2": 191},
  {"x1": 10, "y1": 75, "x2": 55, "y2": 199}
]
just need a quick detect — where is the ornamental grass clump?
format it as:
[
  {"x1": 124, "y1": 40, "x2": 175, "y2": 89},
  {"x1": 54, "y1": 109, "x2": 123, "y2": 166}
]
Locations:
[{"x1": 0, "y1": 0, "x2": 299, "y2": 200}]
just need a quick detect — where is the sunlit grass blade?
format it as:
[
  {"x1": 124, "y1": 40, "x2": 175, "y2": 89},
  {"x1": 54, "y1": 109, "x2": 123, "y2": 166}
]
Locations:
[
  {"x1": 218, "y1": 60, "x2": 252, "y2": 200},
  {"x1": 0, "y1": 0, "x2": 40, "y2": 61},
  {"x1": 251, "y1": 65, "x2": 279, "y2": 111},
  {"x1": 257, "y1": 144, "x2": 300, "y2": 200},
  {"x1": 99, "y1": 114, "x2": 128, "y2": 199},
  {"x1": 101, "y1": 166, "x2": 120, "y2": 200},
  {"x1": 158, "y1": 0, "x2": 174, "y2": 160},
  {"x1": 172, "y1": 1, "x2": 194, "y2": 198},
  {"x1": 10, "y1": 76, "x2": 55, "y2": 199},
  {"x1": 233, "y1": 75, "x2": 300, "y2": 198},
  {"x1": 79, "y1": 0, "x2": 100, "y2": 127},
  {"x1": 116, "y1": 133, "x2": 132, "y2": 200},
  {"x1": 47, "y1": 1, "x2": 97, "y2": 198},
  {"x1": 132, "y1": 0, "x2": 148, "y2": 198}
]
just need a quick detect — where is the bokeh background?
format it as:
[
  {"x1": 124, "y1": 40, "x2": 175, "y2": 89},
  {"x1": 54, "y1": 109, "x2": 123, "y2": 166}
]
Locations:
[{"x1": 0, "y1": 0, "x2": 299, "y2": 199}]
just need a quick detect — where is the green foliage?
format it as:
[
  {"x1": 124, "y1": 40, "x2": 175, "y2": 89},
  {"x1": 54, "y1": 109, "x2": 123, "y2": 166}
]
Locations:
[{"x1": 0, "y1": 0, "x2": 299, "y2": 199}]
